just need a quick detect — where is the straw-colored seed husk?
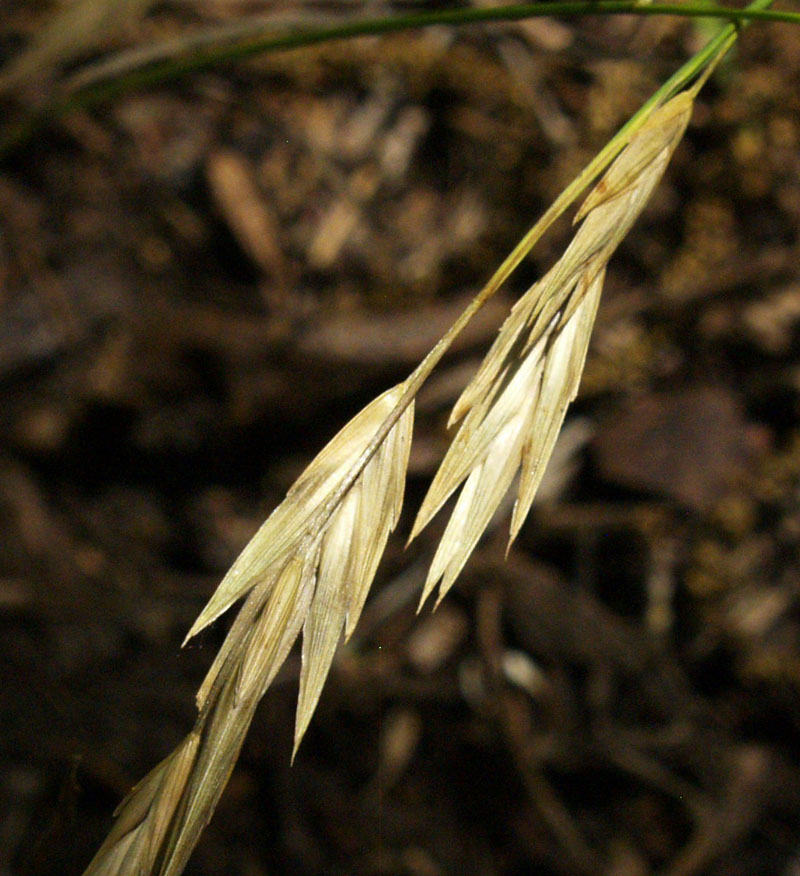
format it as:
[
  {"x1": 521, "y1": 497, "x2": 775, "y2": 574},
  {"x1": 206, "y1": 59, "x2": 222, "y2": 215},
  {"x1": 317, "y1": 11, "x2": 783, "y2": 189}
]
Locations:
[
  {"x1": 185, "y1": 384, "x2": 414, "y2": 644},
  {"x1": 410, "y1": 91, "x2": 693, "y2": 607}
]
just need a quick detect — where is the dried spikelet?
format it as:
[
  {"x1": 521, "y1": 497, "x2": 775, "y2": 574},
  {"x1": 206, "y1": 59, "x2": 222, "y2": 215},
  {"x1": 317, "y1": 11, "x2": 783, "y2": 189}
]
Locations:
[
  {"x1": 185, "y1": 385, "x2": 413, "y2": 643},
  {"x1": 295, "y1": 391, "x2": 413, "y2": 752},
  {"x1": 193, "y1": 380, "x2": 414, "y2": 738},
  {"x1": 84, "y1": 659, "x2": 281, "y2": 876},
  {"x1": 410, "y1": 91, "x2": 693, "y2": 608},
  {"x1": 83, "y1": 731, "x2": 200, "y2": 876},
  {"x1": 83, "y1": 384, "x2": 413, "y2": 876}
]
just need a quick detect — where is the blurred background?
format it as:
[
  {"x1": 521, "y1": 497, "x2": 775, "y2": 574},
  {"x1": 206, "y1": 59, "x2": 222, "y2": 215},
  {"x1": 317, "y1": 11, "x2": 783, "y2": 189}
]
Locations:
[{"x1": 2, "y1": 2, "x2": 800, "y2": 875}]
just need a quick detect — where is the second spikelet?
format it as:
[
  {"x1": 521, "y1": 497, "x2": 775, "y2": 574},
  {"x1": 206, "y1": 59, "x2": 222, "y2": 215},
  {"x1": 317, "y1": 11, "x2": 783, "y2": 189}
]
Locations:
[{"x1": 410, "y1": 90, "x2": 694, "y2": 607}]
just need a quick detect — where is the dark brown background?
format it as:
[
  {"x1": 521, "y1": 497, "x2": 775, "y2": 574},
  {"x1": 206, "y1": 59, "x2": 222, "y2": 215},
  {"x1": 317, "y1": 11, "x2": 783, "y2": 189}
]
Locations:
[{"x1": 2, "y1": 3, "x2": 800, "y2": 875}]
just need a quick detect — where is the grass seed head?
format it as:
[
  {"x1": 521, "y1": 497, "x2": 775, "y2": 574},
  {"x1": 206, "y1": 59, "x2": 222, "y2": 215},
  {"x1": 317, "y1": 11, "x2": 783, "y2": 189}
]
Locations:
[{"x1": 81, "y1": 85, "x2": 698, "y2": 876}]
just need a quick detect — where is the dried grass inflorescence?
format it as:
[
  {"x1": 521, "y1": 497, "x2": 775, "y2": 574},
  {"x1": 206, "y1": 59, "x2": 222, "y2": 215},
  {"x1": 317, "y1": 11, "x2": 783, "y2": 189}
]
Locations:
[{"x1": 83, "y1": 89, "x2": 694, "y2": 876}]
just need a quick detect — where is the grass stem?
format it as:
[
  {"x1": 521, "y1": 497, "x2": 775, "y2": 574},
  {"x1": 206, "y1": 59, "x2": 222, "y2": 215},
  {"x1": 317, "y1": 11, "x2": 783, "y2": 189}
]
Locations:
[{"x1": 0, "y1": 0, "x2": 788, "y2": 160}]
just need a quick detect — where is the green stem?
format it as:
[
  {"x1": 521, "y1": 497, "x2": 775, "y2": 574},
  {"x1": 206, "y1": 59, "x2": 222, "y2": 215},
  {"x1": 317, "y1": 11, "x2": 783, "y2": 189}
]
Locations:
[
  {"x1": 63, "y1": 0, "x2": 800, "y2": 96},
  {"x1": 0, "y1": 0, "x2": 792, "y2": 160}
]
